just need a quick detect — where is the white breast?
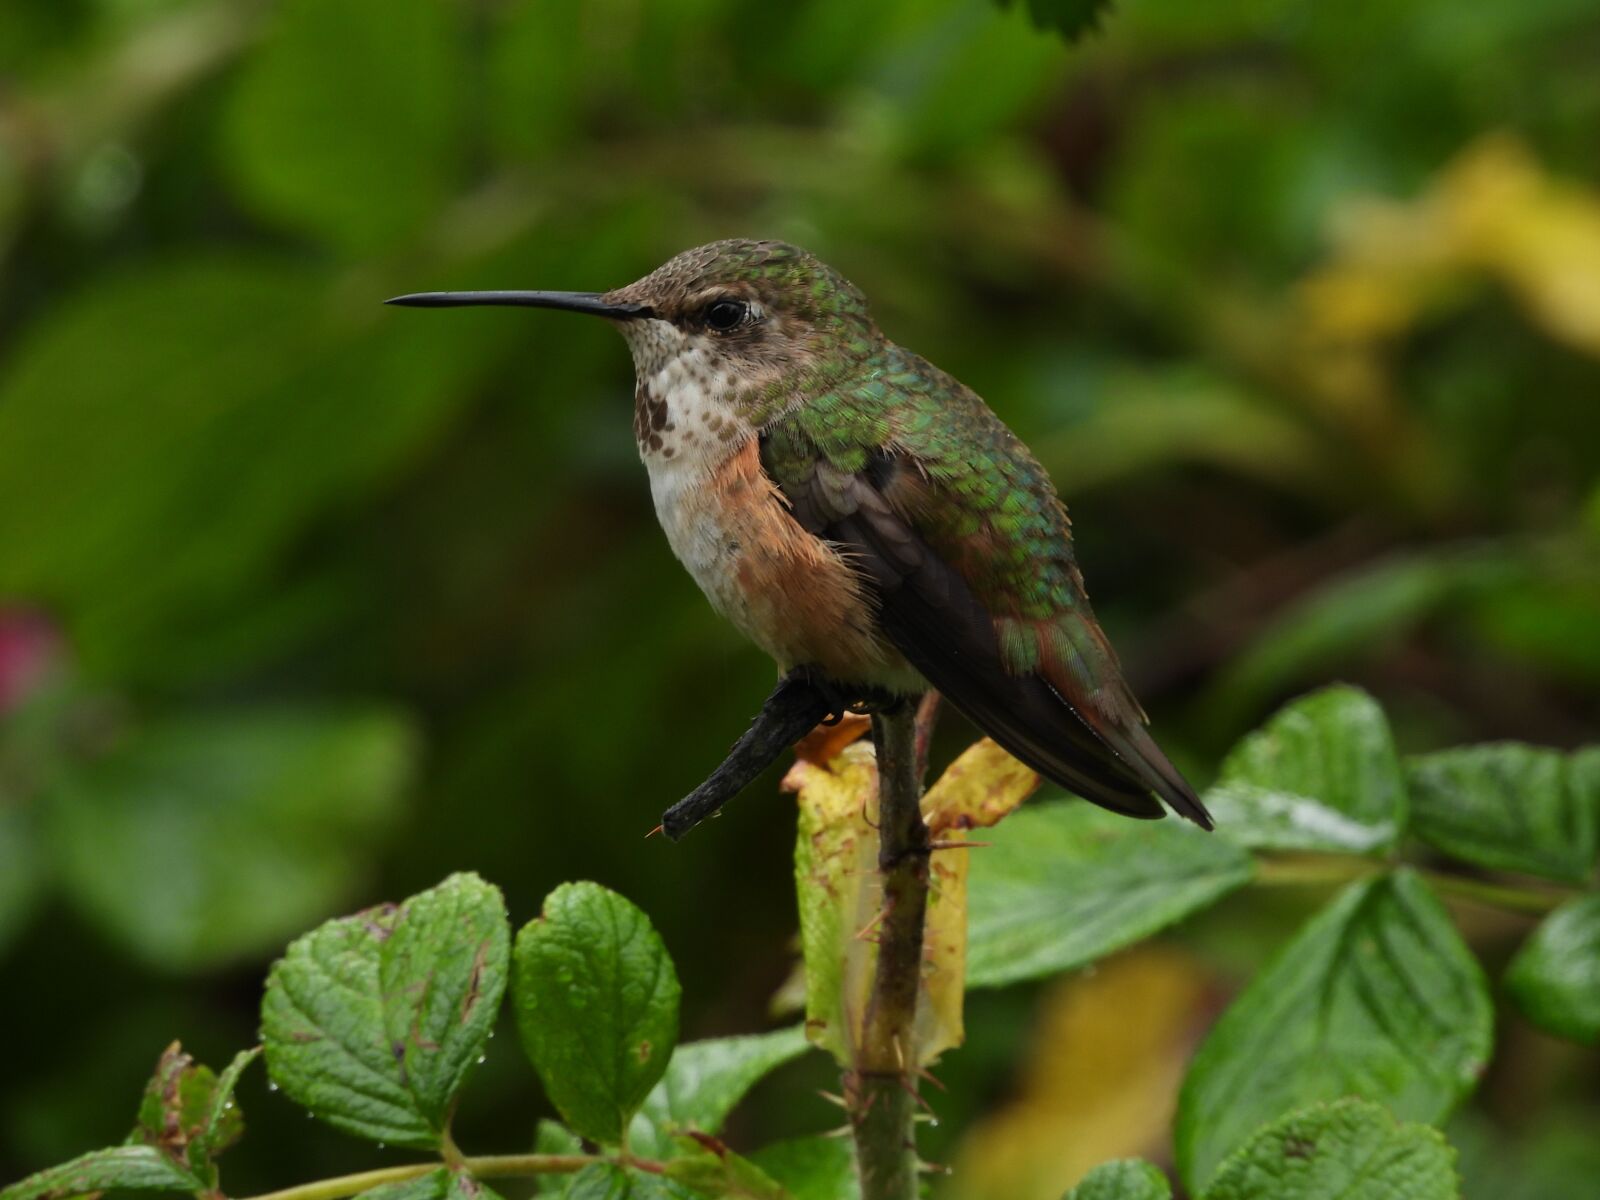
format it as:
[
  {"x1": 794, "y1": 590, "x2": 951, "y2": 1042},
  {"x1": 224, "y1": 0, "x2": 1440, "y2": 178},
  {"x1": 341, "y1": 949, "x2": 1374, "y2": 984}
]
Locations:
[{"x1": 636, "y1": 348, "x2": 753, "y2": 608}]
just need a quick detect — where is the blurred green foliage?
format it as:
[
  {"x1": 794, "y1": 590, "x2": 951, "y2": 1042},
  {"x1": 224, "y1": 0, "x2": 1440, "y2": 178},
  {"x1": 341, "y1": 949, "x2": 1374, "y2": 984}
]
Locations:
[{"x1": 2, "y1": 0, "x2": 1598, "y2": 1195}]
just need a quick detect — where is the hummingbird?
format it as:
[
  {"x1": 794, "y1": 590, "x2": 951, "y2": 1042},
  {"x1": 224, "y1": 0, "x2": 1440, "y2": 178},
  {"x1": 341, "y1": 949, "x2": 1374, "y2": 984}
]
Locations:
[{"x1": 389, "y1": 239, "x2": 1211, "y2": 827}]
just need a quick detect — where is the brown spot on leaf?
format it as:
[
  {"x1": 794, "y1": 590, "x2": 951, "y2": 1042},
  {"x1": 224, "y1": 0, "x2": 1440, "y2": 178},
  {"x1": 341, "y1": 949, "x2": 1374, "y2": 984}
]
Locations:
[
  {"x1": 637, "y1": 1040, "x2": 652, "y2": 1063},
  {"x1": 462, "y1": 940, "x2": 489, "y2": 1025},
  {"x1": 1283, "y1": 1135, "x2": 1316, "y2": 1160},
  {"x1": 360, "y1": 903, "x2": 399, "y2": 941}
]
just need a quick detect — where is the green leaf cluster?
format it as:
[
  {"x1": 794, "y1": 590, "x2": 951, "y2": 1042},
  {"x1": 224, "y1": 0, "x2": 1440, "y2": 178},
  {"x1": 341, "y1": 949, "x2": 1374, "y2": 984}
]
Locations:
[
  {"x1": 3, "y1": 1043, "x2": 257, "y2": 1200},
  {"x1": 4, "y1": 874, "x2": 827, "y2": 1200},
  {"x1": 9, "y1": 677, "x2": 1599, "y2": 1200},
  {"x1": 957, "y1": 683, "x2": 1597, "y2": 1195},
  {"x1": 1071, "y1": 1099, "x2": 1458, "y2": 1199},
  {"x1": 1, "y1": 680, "x2": 417, "y2": 968}
]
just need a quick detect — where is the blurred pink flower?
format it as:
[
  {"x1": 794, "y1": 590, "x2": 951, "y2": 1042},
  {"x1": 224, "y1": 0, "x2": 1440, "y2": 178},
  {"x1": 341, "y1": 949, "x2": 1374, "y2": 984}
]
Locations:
[{"x1": 0, "y1": 608, "x2": 63, "y2": 714}]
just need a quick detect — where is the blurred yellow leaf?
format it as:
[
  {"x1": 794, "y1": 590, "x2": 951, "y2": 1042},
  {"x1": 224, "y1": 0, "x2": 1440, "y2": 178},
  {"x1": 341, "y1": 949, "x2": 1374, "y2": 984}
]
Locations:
[
  {"x1": 1301, "y1": 134, "x2": 1600, "y2": 357},
  {"x1": 947, "y1": 947, "x2": 1210, "y2": 1200}
]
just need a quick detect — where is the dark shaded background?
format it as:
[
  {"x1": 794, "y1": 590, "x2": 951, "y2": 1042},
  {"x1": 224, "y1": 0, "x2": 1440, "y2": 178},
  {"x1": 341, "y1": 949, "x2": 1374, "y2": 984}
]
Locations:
[{"x1": 2, "y1": 1, "x2": 1598, "y2": 1196}]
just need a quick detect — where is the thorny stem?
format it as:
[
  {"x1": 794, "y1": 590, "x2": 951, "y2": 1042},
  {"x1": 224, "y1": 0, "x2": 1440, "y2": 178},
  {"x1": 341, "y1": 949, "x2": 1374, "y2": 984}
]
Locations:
[
  {"x1": 911, "y1": 692, "x2": 942, "y2": 781},
  {"x1": 849, "y1": 703, "x2": 931, "y2": 1200},
  {"x1": 236, "y1": 1153, "x2": 659, "y2": 1200}
]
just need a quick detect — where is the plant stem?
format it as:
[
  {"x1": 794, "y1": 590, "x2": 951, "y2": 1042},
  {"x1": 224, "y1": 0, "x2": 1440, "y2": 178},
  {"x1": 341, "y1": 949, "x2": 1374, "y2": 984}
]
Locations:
[
  {"x1": 850, "y1": 703, "x2": 931, "y2": 1200},
  {"x1": 1255, "y1": 856, "x2": 1573, "y2": 915},
  {"x1": 1424, "y1": 871, "x2": 1571, "y2": 914},
  {"x1": 237, "y1": 1154, "x2": 603, "y2": 1200}
]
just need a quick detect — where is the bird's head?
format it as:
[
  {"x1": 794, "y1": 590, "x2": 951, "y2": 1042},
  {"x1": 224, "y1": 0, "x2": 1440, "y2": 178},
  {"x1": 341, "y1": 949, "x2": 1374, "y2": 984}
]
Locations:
[{"x1": 388, "y1": 239, "x2": 881, "y2": 421}]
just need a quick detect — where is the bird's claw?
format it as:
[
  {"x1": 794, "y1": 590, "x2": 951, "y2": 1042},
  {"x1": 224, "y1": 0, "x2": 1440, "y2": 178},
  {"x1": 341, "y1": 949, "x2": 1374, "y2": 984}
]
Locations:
[{"x1": 793, "y1": 666, "x2": 903, "y2": 724}]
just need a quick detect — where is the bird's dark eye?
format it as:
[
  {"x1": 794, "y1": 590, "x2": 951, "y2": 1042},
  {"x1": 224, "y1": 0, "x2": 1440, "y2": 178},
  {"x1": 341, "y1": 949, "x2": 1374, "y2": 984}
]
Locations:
[{"x1": 703, "y1": 298, "x2": 748, "y2": 332}]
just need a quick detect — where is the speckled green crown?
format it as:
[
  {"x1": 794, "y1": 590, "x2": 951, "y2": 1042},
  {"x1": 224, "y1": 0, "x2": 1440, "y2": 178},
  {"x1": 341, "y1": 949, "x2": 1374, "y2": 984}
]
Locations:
[{"x1": 608, "y1": 238, "x2": 875, "y2": 328}]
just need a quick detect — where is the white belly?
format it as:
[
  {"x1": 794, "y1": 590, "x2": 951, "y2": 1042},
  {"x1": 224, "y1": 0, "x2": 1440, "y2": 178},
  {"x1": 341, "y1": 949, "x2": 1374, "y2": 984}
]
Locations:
[{"x1": 648, "y1": 456, "x2": 748, "y2": 622}]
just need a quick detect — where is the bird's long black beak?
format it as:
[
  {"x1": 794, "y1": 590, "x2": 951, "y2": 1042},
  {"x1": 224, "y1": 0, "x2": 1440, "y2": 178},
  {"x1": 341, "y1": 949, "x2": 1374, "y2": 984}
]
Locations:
[{"x1": 384, "y1": 291, "x2": 653, "y2": 320}]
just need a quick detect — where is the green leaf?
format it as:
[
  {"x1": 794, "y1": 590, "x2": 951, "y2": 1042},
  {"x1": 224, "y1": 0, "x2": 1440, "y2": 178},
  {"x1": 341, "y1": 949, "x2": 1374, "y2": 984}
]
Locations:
[
  {"x1": 1407, "y1": 745, "x2": 1600, "y2": 884},
  {"x1": 448, "y1": 1176, "x2": 507, "y2": 1200},
  {"x1": 48, "y1": 705, "x2": 414, "y2": 970},
  {"x1": 0, "y1": 259, "x2": 496, "y2": 676},
  {"x1": 485, "y1": 1, "x2": 585, "y2": 162},
  {"x1": 629, "y1": 1026, "x2": 810, "y2": 1158},
  {"x1": 1201, "y1": 1099, "x2": 1459, "y2": 1199},
  {"x1": 222, "y1": 0, "x2": 464, "y2": 252},
  {"x1": 261, "y1": 873, "x2": 510, "y2": 1149},
  {"x1": 132, "y1": 1042, "x2": 256, "y2": 1184},
  {"x1": 618, "y1": 1174, "x2": 701, "y2": 1200},
  {"x1": 965, "y1": 802, "x2": 1254, "y2": 987},
  {"x1": 353, "y1": 1169, "x2": 451, "y2": 1200},
  {"x1": 1448, "y1": 1108, "x2": 1600, "y2": 1200},
  {"x1": 1039, "y1": 366, "x2": 1336, "y2": 500},
  {"x1": 195, "y1": 1048, "x2": 262, "y2": 1167},
  {"x1": 0, "y1": 1146, "x2": 201, "y2": 1200},
  {"x1": 1175, "y1": 871, "x2": 1491, "y2": 1192},
  {"x1": 261, "y1": 897, "x2": 421, "y2": 1145},
  {"x1": 354, "y1": 1171, "x2": 507, "y2": 1200},
  {"x1": 534, "y1": 1121, "x2": 586, "y2": 1195},
  {"x1": 1064, "y1": 1160, "x2": 1172, "y2": 1199},
  {"x1": 513, "y1": 882, "x2": 681, "y2": 1146},
  {"x1": 887, "y1": 2, "x2": 1064, "y2": 159},
  {"x1": 560, "y1": 1165, "x2": 631, "y2": 1200},
  {"x1": 665, "y1": 1136, "x2": 791, "y2": 1199},
  {"x1": 748, "y1": 1138, "x2": 858, "y2": 1200},
  {"x1": 379, "y1": 873, "x2": 511, "y2": 1129},
  {"x1": 0, "y1": 258, "x2": 317, "y2": 663},
  {"x1": 1205, "y1": 553, "x2": 1516, "y2": 726},
  {"x1": 1504, "y1": 894, "x2": 1600, "y2": 1043},
  {"x1": 1203, "y1": 685, "x2": 1406, "y2": 855},
  {"x1": 997, "y1": 0, "x2": 1114, "y2": 41}
]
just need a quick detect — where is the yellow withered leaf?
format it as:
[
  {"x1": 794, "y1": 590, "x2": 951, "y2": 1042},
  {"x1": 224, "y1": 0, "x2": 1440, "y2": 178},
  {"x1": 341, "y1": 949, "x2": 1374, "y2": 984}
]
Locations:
[
  {"x1": 1300, "y1": 134, "x2": 1600, "y2": 357},
  {"x1": 947, "y1": 947, "x2": 1210, "y2": 1200},
  {"x1": 785, "y1": 735, "x2": 1038, "y2": 1068},
  {"x1": 923, "y1": 736, "x2": 1041, "y2": 836}
]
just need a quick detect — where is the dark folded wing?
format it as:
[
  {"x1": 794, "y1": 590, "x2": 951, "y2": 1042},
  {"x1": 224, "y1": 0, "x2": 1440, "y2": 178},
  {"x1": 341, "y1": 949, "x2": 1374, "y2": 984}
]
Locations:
[{"x1": 771, "y1": 442, "x2": 1211, "y2": 827}]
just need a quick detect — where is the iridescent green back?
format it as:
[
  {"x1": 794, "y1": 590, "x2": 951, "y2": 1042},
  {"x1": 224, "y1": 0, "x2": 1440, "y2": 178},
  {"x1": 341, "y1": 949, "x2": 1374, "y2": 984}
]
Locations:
[{"x1": 763, "y1": 342, "x2": 1135, "y2": 702}]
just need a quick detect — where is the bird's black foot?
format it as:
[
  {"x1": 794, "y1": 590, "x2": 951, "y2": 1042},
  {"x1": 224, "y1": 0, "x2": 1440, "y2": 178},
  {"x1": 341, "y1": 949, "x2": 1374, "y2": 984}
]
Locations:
[
  {"x1": 658, "y1": 667, "x2": 910, "y2": 840},
  {"x1": 795, "y1": 665, "x2": 905, "y2": 723},
  {"x1": 659, "y1": 670, "x2": 832, "y2": 840}
]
